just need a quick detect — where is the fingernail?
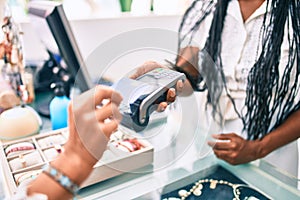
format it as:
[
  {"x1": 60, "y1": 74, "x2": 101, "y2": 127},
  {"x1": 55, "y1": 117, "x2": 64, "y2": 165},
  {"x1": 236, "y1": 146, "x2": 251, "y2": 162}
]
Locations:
[
  {"x1": 178, "y1": 80, "x2": 184, "y2": 89},
  {"x1": 170, "y1": 88, "x2": 176, "y2": 97}
]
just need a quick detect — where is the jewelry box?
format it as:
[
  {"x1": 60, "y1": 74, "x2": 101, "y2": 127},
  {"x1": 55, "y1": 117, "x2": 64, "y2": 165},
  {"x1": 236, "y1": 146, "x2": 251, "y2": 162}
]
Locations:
[{"x1": 0, "y1": 128, "x2": 154, "y2": 195}]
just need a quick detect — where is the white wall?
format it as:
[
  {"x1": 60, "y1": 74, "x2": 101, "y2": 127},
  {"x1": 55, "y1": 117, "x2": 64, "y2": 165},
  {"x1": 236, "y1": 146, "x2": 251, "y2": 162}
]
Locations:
[{"x1": 19, "y1": 14, "x2": 182, "y2": 81}]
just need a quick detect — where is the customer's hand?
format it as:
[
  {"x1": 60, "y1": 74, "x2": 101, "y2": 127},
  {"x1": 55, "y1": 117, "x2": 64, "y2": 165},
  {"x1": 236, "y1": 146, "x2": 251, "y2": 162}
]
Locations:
[
  {"x1": 130, "y1": 61, "x2": 184, "y2": 111},
  {"x1": 65, "y1": 85, "x2": 123, "y2": 167},
  {"x1": 207, "y1": 133, "x2": 263, "y2": 165},
  {"x1": 27, "y1": 86, "x2": 123, "y2": 200}
]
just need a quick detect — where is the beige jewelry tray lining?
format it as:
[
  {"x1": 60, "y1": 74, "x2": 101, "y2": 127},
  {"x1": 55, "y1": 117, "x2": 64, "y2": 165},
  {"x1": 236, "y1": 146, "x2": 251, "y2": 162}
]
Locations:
[{"x1": 0, "y1": 128, "x2": 154, "y2": 195}]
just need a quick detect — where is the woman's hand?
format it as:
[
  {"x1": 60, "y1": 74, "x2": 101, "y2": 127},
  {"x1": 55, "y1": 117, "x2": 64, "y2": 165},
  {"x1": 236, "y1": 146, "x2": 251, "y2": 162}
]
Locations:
[
  {"x1": 130, "y1": 61, "x2": 184, "y2": 111},
  {"x1": 129, "y1": 61, "x2": 167, "y2": 79},
  {"x1": 207, "y1": 133, "x2": 263, "y2": 165},
  {"x1": 65, "y1": 85, "x2": 123, "y2": 166},
  {"x1": 27, "y1": 86, "x2": 122, "y2": 199}
]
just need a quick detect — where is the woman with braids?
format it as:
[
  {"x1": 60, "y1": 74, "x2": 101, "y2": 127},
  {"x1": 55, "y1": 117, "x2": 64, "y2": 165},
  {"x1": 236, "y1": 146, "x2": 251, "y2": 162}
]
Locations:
[{"x1": 132, "y1": 0, "x2": 300, "y2": 178}]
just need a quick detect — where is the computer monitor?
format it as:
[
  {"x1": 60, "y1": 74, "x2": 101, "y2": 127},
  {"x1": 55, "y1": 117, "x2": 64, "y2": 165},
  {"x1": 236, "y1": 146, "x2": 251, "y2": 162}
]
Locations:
[{"x1": 27, "y1": 1, "x2": 93, "y2": 93}]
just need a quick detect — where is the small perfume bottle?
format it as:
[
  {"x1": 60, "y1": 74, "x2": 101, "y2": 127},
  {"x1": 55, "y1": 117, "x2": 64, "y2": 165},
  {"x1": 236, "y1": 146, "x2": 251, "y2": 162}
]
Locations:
[{"x1": 49, "y1": 82, "x2": 70, "y2": 130}]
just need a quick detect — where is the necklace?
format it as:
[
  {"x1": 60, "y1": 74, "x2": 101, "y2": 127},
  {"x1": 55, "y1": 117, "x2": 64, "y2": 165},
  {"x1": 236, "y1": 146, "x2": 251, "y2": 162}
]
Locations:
[
  {"x1": 163, "y1": 179, "x2": 269, "y2": 200},
  {"x1": 163, "y1": 179, "x2": 240, "y2": 200},
  {"x1": 181, "y1": 179, "x2": 238, "y2": 200}
]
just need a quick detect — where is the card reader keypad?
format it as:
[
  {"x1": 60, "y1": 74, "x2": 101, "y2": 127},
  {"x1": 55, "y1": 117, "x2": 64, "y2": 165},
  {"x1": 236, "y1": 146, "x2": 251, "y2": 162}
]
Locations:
[{"x1": 148, "y1": 68, "x2": 181, "y2": 80}]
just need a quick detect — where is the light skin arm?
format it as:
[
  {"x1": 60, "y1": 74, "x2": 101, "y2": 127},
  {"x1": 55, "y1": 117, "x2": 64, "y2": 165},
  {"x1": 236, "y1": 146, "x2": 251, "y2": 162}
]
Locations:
[
  {"x1": 27, "y1": 86, "x2": 122, "y2": 200},
  {"x1": 208, "y1": 109, "x2": 300, "y2": 165}
]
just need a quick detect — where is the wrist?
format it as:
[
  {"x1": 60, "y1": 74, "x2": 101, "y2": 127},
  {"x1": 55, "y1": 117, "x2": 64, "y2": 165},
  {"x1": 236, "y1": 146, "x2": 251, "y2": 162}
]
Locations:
[
  {"x1": 27, "y1": 150, "x2": 93, "y2": 199},
  {"x1": 51, "y1": 148, "x2": 94, "y2": 185},
  {"x1": 254, "y1": 136, "x2": 270, "y2": 159}
]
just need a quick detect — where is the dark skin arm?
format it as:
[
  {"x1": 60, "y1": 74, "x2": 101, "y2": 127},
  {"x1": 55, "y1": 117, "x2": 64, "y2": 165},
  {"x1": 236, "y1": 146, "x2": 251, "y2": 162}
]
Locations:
[
  {"x1": 183, "y1": 0, "x2": 300, "y2": 165},
  {"x1": 207, "y1": 0, "x2": 300, "y2": 165},
  {"x1": 173, "y1": 0, "x2": 266, "y2": 94},
  {"x1": 208, "y1": 109, "x2": 300, "y2": 165},
  {"x1": 175, "y1": 46, "x2": 200, "y2": 96}
]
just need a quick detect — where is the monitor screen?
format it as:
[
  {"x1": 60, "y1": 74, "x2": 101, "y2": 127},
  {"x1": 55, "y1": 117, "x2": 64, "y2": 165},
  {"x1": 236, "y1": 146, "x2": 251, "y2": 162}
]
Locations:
[{"x1": 27, "y1": 1, "x2": 93, "y2": 93}]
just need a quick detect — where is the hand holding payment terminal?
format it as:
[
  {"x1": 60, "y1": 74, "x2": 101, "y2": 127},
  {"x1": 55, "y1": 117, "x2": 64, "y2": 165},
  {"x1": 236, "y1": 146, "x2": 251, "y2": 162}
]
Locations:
[{"x1": 112, "y1": 68, "x2": 186, "y2": 132}]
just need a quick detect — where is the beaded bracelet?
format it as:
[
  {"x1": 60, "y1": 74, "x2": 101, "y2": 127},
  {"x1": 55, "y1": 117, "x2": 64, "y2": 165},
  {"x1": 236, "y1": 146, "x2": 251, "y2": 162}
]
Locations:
[{"x1": 42, "y1": 164, "x2": 79, "y2": 195}]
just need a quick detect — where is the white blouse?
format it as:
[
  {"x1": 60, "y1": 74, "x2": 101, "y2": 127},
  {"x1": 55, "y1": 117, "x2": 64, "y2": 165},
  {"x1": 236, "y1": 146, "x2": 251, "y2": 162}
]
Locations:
[{"x1": 187, "y1": 0, "x2": 297, "y2": 120}]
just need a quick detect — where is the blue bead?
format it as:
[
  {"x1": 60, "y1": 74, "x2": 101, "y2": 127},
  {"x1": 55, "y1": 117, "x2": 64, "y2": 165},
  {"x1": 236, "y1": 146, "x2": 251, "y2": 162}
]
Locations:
[
  {"x1": 50, "y1": 168, "x2": 57, "y2": 176},
  {"x1": 60, "y1": 175, "x2": 71, "y2": 187},
  {"x1": 42, "y1": 164, "x2": 79, "y2": 195}
]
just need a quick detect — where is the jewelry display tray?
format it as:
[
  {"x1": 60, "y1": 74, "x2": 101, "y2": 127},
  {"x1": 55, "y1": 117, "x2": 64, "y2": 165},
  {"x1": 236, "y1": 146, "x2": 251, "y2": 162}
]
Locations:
[
  {"x1": 0, "y1": 128, "x2": 154, "y2": 195},
  {"x1": 161, "y1": 164, "x2": 271, "y2": 200}
]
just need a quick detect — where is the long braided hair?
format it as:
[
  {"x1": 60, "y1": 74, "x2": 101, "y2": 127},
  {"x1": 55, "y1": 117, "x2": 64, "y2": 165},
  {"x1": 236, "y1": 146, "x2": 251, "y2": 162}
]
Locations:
[{"x1": 178, "y1": 0, "x2": 300, "y2": 140}]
